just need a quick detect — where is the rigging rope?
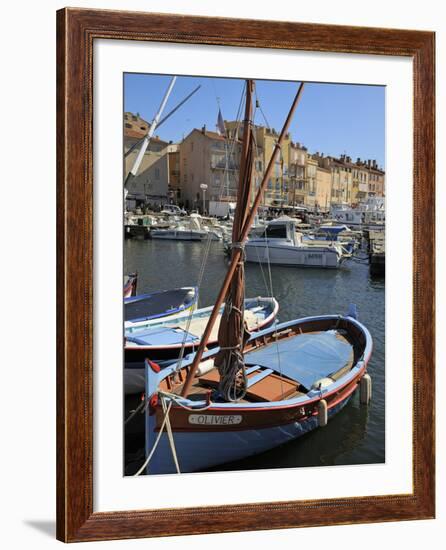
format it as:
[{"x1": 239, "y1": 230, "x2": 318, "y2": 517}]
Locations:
[
  {"x1": 171, "y1": 82, "x2": 246, "y2": 377},
  {"x1": 251, "y1": 101, "x2": 286, "y2": 398}
]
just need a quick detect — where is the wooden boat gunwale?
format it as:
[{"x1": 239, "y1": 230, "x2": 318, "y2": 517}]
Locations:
[{"x1": 153, "y1": 368, "x2": 366, "y2": 433}]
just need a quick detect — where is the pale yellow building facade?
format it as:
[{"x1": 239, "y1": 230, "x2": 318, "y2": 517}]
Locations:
[{"x1": 315, "y1": 166, "x2": 332, "y2": 211}]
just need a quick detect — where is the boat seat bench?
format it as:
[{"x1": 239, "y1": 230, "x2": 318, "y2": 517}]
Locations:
[{"x1": 247, "y1": 368, "x2": 273, "y2": 387}]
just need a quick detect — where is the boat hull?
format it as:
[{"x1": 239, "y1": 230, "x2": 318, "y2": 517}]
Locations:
[
  {"x1": 125, "y1": 287, "x2": 198, "y2": 329},
  {"x1": 146, "y1": 392, "x2": 353, "y2": 474},
  {"x1": 140, "y1": 313, "x2": 372, "y2": 474},
  {"x1": 245, "y1": 242, "x2": 343, "y2": 268},
  {"x1": 151, "y1": 230, "x2": 206, "y2": 241}
]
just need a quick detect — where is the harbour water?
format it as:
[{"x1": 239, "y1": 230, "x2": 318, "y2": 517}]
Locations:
[{"x1": 124, "y1": 238, "x2": 385, "y2": 474}]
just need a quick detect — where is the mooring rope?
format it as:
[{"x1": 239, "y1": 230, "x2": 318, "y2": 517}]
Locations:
[
  {"x1": 158, "y1": 390, "x2": 213, "y2": 412},
  {"x1": 160, "y1": 395, "x2": 181, "y2": 474},
  {"x1": 133, "y1": 398, "x2": 173, "y2": 476},
  {"x1": 124, "y1": 398, "x2": 145, "y2": 425}
]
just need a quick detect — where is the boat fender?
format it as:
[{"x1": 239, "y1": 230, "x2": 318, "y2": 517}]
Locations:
[
  {"x1": 318, "y1": 399, "x2": 328, "y2": 427},
  {"x1": 147, "y1": 359, "x2": 161, "y2": 373},
  {"x1": 360, "y1": 373, "x2": 372, "y2": 404},
  {"x1": 148, "y1": 394, "x2": 159, "y2": 416},
  {"x1": 347, "y1": 303, "x2": 358, "y2": 319},
  {"x1": 196, "y1": 359, "x2": 215, "y2": 377},
  {"x1": 205, "y1": 390, "x2": 212, "y2": 406}
]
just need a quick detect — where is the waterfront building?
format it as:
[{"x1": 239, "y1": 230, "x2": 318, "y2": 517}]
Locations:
[
  {"x1": 124, "y1": 115, "x2": 173, "y2": 208},
  {"x1": 288, "y1": 142, "x2": 308, "y2": 206},
  {"x1": 124, "y1": 112, "x2": 150, "y2": 137},
  {"x1": 367, "y1": 160, "x2": 385, "y2": 197},
  {"x1": 304, "y1": 155, "x2": 318, "y2": 208},
  {"x1": 329, "y1": 155, "x2": 354, "y2": 205},
  {"x1": 315, "y1": 162, "x2": 332, "y2": 212},
  {"x1": 167, "y1": 144, "x2": 181, "y2": 203},
  {"x1": 225, "y1": 121, "x2": 291, "y2": 206},
  {"x1": 124, "y1": 111, "x2": 386, "y2": 211},
  {"x1": 327, "y1": 156, "x2": 385, "y2": 205},
  {"x1": 179, "y1": 126, "x2": 241, "y2": 211},
  {"x1": 354, "y1": 160, "x2": 370, "y2": 203}
]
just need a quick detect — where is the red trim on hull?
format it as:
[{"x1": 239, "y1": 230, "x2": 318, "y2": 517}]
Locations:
[{"x1": 154, "y1": 358, "x2": 368, "y2": 433}]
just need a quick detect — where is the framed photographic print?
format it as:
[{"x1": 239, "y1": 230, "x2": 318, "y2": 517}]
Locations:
[{"x1": 56, "y1": 7, "x2": 435, "y2": 542}]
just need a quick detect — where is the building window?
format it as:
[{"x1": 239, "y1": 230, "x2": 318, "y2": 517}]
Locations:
[{"x1": 125, "y1": 123, "x2": 132, "y2": 128}]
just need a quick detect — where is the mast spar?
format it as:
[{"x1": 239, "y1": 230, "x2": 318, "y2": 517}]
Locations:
[
  {"x1": 214, "y1": 80, "x2": 254, "y2": 401},
  {"x1": 181, "y1": 81, "x2": 305, "y2": 399}
]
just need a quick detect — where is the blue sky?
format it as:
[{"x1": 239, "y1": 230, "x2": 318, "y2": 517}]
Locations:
[{"x1": 124, "y1": 73, "x2": 385, "y2": 169}]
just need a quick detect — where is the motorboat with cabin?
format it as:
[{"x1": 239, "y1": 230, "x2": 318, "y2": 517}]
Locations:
[
  {"x1": 245, "y1": 217, "x2": 349, "y2": 268},
  {"x1": 151, "y1": 214, "x2": 222, "y2": 241},
  {"x1": 330, "y1": 198, "x2": 385, "y2": 229}
]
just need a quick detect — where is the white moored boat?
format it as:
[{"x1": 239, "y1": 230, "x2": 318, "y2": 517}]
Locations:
[
  {"x1": 245, "y1": 217, "x2": 348, "y2": 268},
  {"x1": 330, "y1": 197, "x2": 385, "y2": 229},
  {"x1": 151, "y1": 214, "x2": 222, "y2": 241}
]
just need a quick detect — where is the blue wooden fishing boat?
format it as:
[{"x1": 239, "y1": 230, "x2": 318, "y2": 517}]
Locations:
[
  {"x1": 143, "y1": 311, "x2": 372, "y2": 474},
  {"x1": 135, "y1": 80, "x2": 373, "y2": 476},
  {"x1": 125, "y1": 287, "x2": 198, "y2": 329}
]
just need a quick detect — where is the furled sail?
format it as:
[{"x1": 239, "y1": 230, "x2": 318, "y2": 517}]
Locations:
[{"x1": 214, "y1": 80, "x2": 254, "y2": 401}]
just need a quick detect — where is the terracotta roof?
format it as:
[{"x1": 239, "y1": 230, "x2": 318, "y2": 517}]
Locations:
[
  {"x1": 204, "y1": 130, "x2": 226, "y2": 140},
  {"x1": 124, "y1": 129, "x2": 146, "y2": 139},
  {"x1": 123, "y1": 131, "x2": 169, "y2": 146},
  {"x1": 185, "y1": 128, "x2": 226, "y2": 141}
]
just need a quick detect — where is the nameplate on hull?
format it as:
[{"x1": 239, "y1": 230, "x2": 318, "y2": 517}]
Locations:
[{"x1": 188, "y1": 414, "x2": 242, "y2": 426}]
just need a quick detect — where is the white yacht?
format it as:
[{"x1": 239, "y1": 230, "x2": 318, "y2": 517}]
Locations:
[
  {"x1": 330, "y1": 197, "x2": 385, "y2": 228},
  {"x1": 151, "y1": 213, "x2": 222, "y2": 241},
  {"x1": 245, "y1": 217, "x2": 347, "y2": 268}
]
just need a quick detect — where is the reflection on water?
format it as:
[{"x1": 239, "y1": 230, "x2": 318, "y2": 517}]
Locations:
[{"x1": 124, "y1": 239, "x2": 385, "y2": 472}]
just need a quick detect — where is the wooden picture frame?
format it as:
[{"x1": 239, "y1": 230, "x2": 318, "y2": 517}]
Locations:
[{"x1": 56, "y1": 7, "x2": 435, "y2": 542}]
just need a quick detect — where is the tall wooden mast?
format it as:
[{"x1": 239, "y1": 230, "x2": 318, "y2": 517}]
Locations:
[
  {"x1": 181, "y1": 82, "x2": 305, "y2": 398},
  {"x1": 214, "y1": 80, "x2": 254, "y2": 401}
]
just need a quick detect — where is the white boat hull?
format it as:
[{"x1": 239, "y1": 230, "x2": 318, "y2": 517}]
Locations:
[
  {"x1": 245, "y1": 242, "x2": 343, "y2": 268},
  {"x1": 151, "y1": 230, "x2": 206, "y2": 241}
]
